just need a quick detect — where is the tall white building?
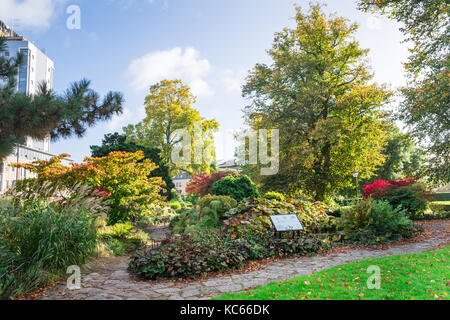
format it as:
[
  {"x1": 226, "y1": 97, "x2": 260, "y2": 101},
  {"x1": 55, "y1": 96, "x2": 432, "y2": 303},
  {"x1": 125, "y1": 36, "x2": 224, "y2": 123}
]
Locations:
[{"x1": 0, "y1": 20, "x2": 68, "y2": 193}]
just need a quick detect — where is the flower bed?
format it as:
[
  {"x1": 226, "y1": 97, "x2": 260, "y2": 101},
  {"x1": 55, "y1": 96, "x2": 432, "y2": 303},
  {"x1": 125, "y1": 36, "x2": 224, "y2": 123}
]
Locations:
[
  {"x1": 129, "y1": 197, "x2": 335, "y2": 280},
  {"x1": 128, "y1": 232, "x2": 328, "y2": 280}
]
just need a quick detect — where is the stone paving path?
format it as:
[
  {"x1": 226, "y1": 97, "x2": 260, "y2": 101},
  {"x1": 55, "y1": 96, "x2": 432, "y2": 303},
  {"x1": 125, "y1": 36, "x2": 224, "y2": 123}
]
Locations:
[
  {"x1": 144, "y1": 224, "x2": 171, "y2": 241},
  {"x1": 40, "y1": 220, "x2": 449, "y2": 300}
]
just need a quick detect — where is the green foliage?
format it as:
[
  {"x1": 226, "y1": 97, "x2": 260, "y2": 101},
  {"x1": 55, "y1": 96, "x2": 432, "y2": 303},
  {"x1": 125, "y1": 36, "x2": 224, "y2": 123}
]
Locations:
[
  {"x1": 241, "y1": 4, "x2": 392, "y2": 200},
  {"x1": 6, "y1": 180, "x2": 110, "y2": 219},
  {"x1": 223, "y1": 198, "x2": 336, "y2": 237},
  {"x1": 97, "y1": 222, "x2": 149, "y2": 256},
  {"x1": 263, "y1": 191, "x2": 285, "y2": 201},
  {"x1": 0, "y1": 198, "x2": 20, "y2": 217},
  {"x1": 210, "y1": 175, "x2": 260, "y2": 202},
  {"x1": 371, "y1": 183, "x2": 431, "y2": 219},
  {"x1": 107, "y1": 222, "x2": 134, "y2": 238},
  {"x1": 123, "y1": 79, "x2": 219, "y2": 175},
  {"x1": 90, "y1": 132, "x2": 174, "y2": 199},
  {"x1": 197, "y1": 195, "x2": 238, "y2": 212},
  {"x1": 0, "y1": 203, "x2": 97, "y2": 299},
  {"x1": 371, "y1": 126, "x2": 426, "y2": 181},
  {"x1": 339, "y1": 199, "x2": 417, "y2": 244},
  {"x1": 358, "y1": 0, "x2": 449, "y2": 182},
  {"x1": 12, "y1": 151, "x2": 164, "y2": 225},
  {"x1": 169, "y1": 209, "x2": 196, "y2": 234},
  {"x1": 170, "y1": 195, "x2": 237, "y2": 237},
  {"x1": 183, "y1": 194, "x2": 199, "y2": 205},
  {"x1": 169, "y1": 200, "x2": 182, "y2": 211},
  {"x1": 100, "y1": 238, "x2": 126, "y2": 256},
  {"x1": 130, "y1": 197, "x2": 334, "y2": 280},
  {"x1": 0, "y1": 37, "x2": 123, "y2": 159},
  {"x1": 137, "y1": 205, "x2": 178, "y2": 227},
  {"x1": 129, "y1": 232, "x2": 327, "y2": 280}
]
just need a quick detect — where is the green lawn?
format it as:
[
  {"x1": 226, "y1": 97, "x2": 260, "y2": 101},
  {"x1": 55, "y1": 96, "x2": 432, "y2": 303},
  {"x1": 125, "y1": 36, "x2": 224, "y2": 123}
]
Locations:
[
  {"x1": 432, "y1": 201, "x2": 450, "y2": 206},
  {"x1": 215, "y1": 246, "x2": 449, "y2": 300}
]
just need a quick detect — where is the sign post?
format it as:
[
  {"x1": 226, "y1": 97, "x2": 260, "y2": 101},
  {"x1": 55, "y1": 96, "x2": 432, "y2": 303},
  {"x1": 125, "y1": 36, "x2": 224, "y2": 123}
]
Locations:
[{"x1": 269, "y1": 214, "x2": 303, "y2": 238}]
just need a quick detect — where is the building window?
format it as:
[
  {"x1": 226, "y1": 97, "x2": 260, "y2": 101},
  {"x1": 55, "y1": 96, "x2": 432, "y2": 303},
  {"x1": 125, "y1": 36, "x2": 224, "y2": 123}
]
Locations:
[{"x1": 18, "y1": 48, "x2": 29, "y2": 94}]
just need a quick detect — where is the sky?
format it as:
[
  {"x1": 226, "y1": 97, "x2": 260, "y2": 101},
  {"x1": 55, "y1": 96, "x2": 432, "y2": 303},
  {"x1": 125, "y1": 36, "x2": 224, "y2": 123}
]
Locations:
[{"x1": 0, "y1": 0, "x2": 410, "y2": 163}]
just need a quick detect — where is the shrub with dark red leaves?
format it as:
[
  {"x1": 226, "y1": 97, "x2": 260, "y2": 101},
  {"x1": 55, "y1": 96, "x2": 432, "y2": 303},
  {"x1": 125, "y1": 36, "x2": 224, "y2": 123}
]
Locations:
[
  {"x1": 94, "y1": 186, "x2": 111, "y2": 197},
  {"x1": 363, "y1": 177, "x2": 431, "y2": 218},
  {"x1": 363, "y1": 179, "x2": 391, "y2": 198},
  {"x1": 363, "y1": 177, "x2": 418, "y2": 198},
  {"x1": 128, "y1": 232, "x2": 328, "y2": 280},
  {"x1": 186, "y1": 171, "x2": 237, "y2": 196}
]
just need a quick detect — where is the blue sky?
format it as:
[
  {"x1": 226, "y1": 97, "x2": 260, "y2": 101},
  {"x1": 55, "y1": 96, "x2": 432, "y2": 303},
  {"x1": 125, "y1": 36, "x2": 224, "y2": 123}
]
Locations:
[{"x1": 0, "y1": 0, "x2": 410, "y2": 162}]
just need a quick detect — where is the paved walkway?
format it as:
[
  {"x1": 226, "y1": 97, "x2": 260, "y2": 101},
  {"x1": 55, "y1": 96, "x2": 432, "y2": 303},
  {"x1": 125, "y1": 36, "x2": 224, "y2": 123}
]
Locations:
[{"x1": 39, "y1": 220, "x2": 449, "y2": 300}]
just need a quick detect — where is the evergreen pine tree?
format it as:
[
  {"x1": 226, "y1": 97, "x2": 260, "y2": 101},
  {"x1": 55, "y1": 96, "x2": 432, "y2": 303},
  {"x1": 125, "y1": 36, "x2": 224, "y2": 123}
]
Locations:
[{"x1": 0, "y1": 37, "x2": 124, "y2": 159}]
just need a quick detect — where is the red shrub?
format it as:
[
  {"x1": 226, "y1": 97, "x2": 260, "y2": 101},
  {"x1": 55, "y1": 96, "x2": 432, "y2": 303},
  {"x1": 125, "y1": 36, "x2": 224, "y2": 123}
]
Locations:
[
  {"x1": 186, "y1": 173, "x2": 209, "y2": 195},
  {"x1": 186, "y1": 171, "x2": 237, "y2": 196},
  {"x1": 389, "y1": 180, "x2": 409, "y2": 187},
  {"x1": 363, "y1": 179, "x2": 390, "y2": 198},
  {"x1": 94, "y1": 186, "x2": 111, "y2": 197},
  {"x1": 363, "y1": 178, "x2": 415, "y2": 199}
]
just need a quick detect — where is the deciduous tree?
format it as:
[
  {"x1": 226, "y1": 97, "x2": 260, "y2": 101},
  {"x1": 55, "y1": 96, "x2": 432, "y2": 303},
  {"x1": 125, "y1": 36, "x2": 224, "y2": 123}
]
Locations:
[
  {"x1": 13, "y1": 151, "x2": 163, "y2": 224},
  {"x1": 90, "y1": 132, "x2": 174, "y2": 199},
  {"x1": 123, "y1": 80, "x2": 218, "y2": 175},
  {"x1": 242, "y1": 4, "x2": 392, "y2": 200},
  {"x1": 358, "y1": 0, "x2": 449, "y2": 182}
]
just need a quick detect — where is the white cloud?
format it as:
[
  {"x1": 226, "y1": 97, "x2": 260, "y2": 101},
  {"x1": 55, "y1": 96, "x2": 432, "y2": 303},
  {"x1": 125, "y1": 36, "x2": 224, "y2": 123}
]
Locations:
[
  {"x1": 0, "y1": 0, "x2": 66, "y2": 30},
  {"x1": 127, "y1": 47, "x2": 214, "y2": 98},
  {"x1": 148, "y1": 0, "x2": 168, "y2": 9},
  {"x1": 221, "y1": 68, "x2": 246, "y2": 93},
  {"x1": 107, "y1": 105, "x2": 147, "y2": 131},
  {"x1": 107, "y1": 108, "x2": 132, "y2": 131}
]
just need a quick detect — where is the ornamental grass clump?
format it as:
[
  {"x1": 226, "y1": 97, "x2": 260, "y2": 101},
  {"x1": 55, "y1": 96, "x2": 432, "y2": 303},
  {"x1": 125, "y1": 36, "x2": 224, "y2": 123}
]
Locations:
[{"x1": 0, "y1": 203, "x2": 98, "y2": 299}]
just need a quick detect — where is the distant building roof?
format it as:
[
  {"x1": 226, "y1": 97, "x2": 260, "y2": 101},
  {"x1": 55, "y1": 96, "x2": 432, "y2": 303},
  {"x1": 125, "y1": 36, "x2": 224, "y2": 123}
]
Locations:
[
  {"x1": 173, "y1": 172, "x2": 191, "y2": 180},
  {"x1": 218, "y1": 159, "x2": 239, "y2": 170}
]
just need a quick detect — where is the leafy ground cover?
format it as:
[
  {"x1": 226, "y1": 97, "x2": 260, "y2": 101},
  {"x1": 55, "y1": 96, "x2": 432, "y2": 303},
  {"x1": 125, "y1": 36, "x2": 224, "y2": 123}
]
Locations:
[{"x1": 216, "y1": 245, "x2": 449, "y2": 300}]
